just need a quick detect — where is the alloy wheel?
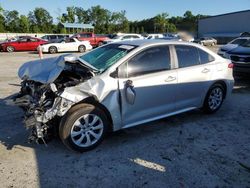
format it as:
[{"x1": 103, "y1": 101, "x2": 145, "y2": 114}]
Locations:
[
  {"x1": 70, "y1": 114, "x2": 104, "y2": 147},
  {"x1": 208, "y1": 87, "x2": 223, "y2": 110}
]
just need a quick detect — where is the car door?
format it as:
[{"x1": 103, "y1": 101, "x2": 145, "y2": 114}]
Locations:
[
  {"x1": 29, "y1": 38, "x2": 40, "y2": 50},
  {"x1": 121, "y1": 35, "x2": 132, "y2": 41},
  {"x1": 117, "y1": 45, "x2": 178, "y2": 128},
  {"x1": 174, "y1": 45, "x2": 214, "y2": 110},
  {"x1": 61, "y1": 38, "x2": 76, "y2": 52},
  {"x1": 15, "y1": 38, "x2": 29, "y2": 51}
]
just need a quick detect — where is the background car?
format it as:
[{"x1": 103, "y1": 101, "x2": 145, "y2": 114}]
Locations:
[
  {"x1": 146, "y1": 34, "x2": 164, "y2": 39},
  {"x1": 73, "y1": 32, "x2": 109, "y2": 47},
  {"x1": 38, "y1": 38, "x2": 92, "y2": 54},
  {"x1": 41, "y1": 34, "x2": 70, "y2": 43},
  {"x1": 194, "y1": 37, "x2": 217, "y2": 46},
  {"x1": 103, "y1": 33, "x2": 144, "y2": 44},
  {"x1": 218, "y1": 37, "x2": 250, "y2": 57},
  {"x1": 0, "y1": 36, "x2": 47, "y2": 52},
  {"x1": 16, "y1": 40, "x2": 234, "y2": 152},
  {"x1": 224, "y1": 40, "x2": 250, "y2": 77}
]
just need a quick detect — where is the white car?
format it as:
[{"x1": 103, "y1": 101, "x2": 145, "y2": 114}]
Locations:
[
  {"x1": 38, "y1": 38, "x2": 92, "y2": 54},
  {"x1": 218, "y1": 37, "x2": 250, "y2": 57},
  {"x1": 103, "y1": 34, "x2": 144, "y2": 44},
  {"x1": 146, "y1": 34, "x2": 164, "y2": 39}
]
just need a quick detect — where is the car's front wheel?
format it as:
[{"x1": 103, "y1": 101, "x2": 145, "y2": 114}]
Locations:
[
  {"x1": 49, "y1": 46, "x2": 57, "y2": 54},
  {"x1": 203, "y1": 83, "x2": 225, "y2": 113},
  {"x1": 6, "y1": 46, "x2": 15, "y2": 52},
  {"x1": 98, "y1": 42, "x2": 103, "y2": 47},
  {"x1": 78, "y1": 45, "x2": 86, "y2": 53},
  {"x1": 59, "y1": 104, "x2": 109, "y2": 152}
]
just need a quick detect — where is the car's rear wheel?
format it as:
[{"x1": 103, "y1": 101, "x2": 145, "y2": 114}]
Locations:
[
  {"x1": 98, "y1": 41, "x2": 103, "y2": 47},
  {"x1": 6, "y1": 46, "x2": 14, "y2": 52},
  {"x1": 49, "y1": 46, "x2": 57, "y2": 54},
  {"x1": 203, "y1": 83, "x2": 225, "y2": 113},
  {"x1": 78, "y1": 45, "x2": 86, "y2": 53},
  {"x1": 59, "y1": 103, "x2": 109, "y2": 152}
]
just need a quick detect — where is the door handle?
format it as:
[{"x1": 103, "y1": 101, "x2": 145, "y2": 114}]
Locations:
[
  {"x1": 165, "y1": 76, "x2": 176, "y2": 82},
  {"x1": 202, "y1": 68, "x2": 210, "y2": 73}
]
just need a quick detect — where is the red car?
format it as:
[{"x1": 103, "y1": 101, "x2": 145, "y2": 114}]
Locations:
[
  {"x1": 0, "y1": 36, "x2": 47, "y2": 52},
  {"x1": 73, "y1": 32, "x2": 109, "y2": 47}
]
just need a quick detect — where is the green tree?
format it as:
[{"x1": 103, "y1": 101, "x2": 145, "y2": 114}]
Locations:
[
  {"x1": 28, "y1": 8, "x2": 53, "y2": 33},
  {"x1": 154, "y1": 13, "x2": 169, "y2": 33},
  {"x1": 136, "y1": 26, "x2": 140, "y2": 33},
  {"x1": 0, "y1": 5, "x2": 5, "y2": 32},
  {"x1": 5, "y1": 10, "x2": 19, "y2": 32},
  {"x1": 66, "y1": 6, "x2": 76, "y2": 23},
  {"x1": 130, "y1": 26, "x2": 135, "y2": 33},
  {"x1": 74, "y1": 7, "x2": 90, "y2": 23},
  {"x1": 19, "y1": 15, "x2": 29, "y2": 33},
  {"x1": 89, "y1": 5, "x2": 110, "y2": 33},
  {"x1": 140, "y1": 26, "x2": 144, "y2": 34}
]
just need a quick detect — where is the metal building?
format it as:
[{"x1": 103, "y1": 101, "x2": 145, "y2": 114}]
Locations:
[
  {"x1": 62, "y1": 23, "x2": 94, "y2": 33},
  {"x1": 198, "y1": 10, "x2": 250, "y2": 43}
]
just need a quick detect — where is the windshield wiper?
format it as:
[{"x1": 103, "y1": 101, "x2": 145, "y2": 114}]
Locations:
[{"x1": 77, "y1": 58, "x2": 100, "y2": 73}]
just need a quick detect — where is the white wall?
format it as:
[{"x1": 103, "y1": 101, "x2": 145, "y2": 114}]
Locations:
[
  {"x1": 0, "y1": 33, "x2": 72, "y2": 41},
  {"x1": 198, "y1": 10, "x2": 250, "y2": 36}
]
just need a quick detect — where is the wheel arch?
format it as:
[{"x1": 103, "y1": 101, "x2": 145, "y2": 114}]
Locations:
[
  {"x1": 6, "y1": 45, "x2": 15, "y2": 52},
  {"x1": 212, "y1": 80, "x2": 227, "y2": 99},
  {"x1": 73, "y1": 96, "x2": 114, "y2": 132},
  {"x1": 49, "y1": 46, "x2": 57, "y2": 52}
]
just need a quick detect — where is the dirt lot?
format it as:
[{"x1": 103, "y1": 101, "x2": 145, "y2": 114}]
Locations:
[{"x1": 0, "y1": 47, "x2": 250, "y2": 188}]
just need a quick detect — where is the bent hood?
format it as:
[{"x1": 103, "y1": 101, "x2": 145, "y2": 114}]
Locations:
[
  {"x1": 220, "y1": 44, "x2": 238, "y2": 51},
  {"x1": 228, "y1": 46, "x2": 250, "y2": 55},
  {"x1": 18, "y1": 54, "x2": 98, "y2": 84}
]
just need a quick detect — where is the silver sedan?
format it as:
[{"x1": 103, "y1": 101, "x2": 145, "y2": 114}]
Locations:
[{"x1": 16, "y1": 40, "x2": 234, "y2": 152}]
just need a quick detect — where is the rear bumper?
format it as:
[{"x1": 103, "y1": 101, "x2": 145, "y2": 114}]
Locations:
[{"x1": 233, "y1": 63, "x2": 250, "y2": 75}]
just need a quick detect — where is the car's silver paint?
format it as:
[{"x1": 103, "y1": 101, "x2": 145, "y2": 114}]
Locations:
[{"x1": 18, "y1": 40, "x2": 234, "y2": 132}]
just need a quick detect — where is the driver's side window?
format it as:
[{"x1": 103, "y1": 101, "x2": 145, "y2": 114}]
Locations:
[{"x1": 119, "y1": 45, "x2": 171, "y2": 78}]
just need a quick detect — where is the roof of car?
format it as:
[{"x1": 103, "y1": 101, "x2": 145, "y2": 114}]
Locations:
[{"x1": 114, "y1": 39, "x2": 198, "y2": 47}]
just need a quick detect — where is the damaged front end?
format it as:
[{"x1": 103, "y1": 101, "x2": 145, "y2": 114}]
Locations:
[{"x1": 14, "y1": 55, "x2": 97, "y2": 143}]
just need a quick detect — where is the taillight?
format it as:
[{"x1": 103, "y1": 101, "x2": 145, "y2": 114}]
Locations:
[{"x1": 228, "y1": 62, "x2": 234, "y2": 68}]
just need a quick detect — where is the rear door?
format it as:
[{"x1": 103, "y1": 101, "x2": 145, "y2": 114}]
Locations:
[
  {"x1": 28, "y1": 38, "x2": 40, "y2": 50},
  {"x1": 61, "y1": 38, "x2": 77, "y2": 52},
  {"x1": 118, "y1": 45, "x2": 178, "y2": 127},
  {"x1": 15, "y1": 38, "x2": 29, "y2": 51},
  {"x1": 174, "y1": 45, "x2": 215, "y2": 110}
]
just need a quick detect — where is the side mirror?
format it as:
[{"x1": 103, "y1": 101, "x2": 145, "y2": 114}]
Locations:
[
  {"x1": 110, "y1": 69, "x2": 118, "y2": 78},
  {"x1": 125, "y1": 80, "x2": 136, "y2": 105}
]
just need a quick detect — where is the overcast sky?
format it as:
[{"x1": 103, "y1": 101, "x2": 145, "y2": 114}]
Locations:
[{"x1": 0, "y1": 0, "x2": 249, "y2": 21}]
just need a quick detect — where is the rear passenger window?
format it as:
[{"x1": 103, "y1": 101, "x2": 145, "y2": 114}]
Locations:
[
  {"x1": 198, "y1": 48, "x2": 215, "y2": 64},
  {"x1": 175, "y1": 45, "x2": 215, "y2": 68},
  {"x1": 50, "y1": 35, "x2": 57, "y2": 39},
  {"x1": 175, "y1": 45, "x2": 200, "y2": 68}
]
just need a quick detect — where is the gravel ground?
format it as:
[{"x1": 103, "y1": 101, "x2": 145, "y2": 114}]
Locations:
[{"x1": 0, "y1": 47, "x2": 250, "y2": 188}]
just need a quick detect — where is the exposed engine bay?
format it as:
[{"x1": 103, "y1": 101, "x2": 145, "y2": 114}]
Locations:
[{"x1": 14, "y1": 55, "x2": 96, "y2": 143}]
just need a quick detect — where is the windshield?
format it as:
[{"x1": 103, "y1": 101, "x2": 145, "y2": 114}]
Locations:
[
  {"x1": 79, "y1": 43, "x2": 137, "y2": 71},
  {"x1": 241, "y1": 40, "x2": 250, "y2": 47},
  {"x1": 230, "y1": 38, "x2": 248, "y2": 45},
  {"x1": 113, "y1": 35, "x2": 122, "y2": 39}
]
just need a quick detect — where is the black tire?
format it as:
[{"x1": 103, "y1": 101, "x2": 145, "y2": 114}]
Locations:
[
  {"x1": 203, "y1": 83, "x2": 225, "y2": 114},
  {"x1": 78, "y1": 45, "x2": 86, "y2": 53},
  {"x1": 98, "y1": 41, "x2": 103, "y2": 47},
  {"x1": 6, "y1": 46, "x2": 14, "y2": 52},
  {"x1": 49, "y1": 46, "x2": 57, "y2": 54},
  {"x1": 59, "y1": 103, "x2": 109, "y2": 152}
]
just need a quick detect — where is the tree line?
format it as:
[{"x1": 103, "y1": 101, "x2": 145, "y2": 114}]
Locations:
[{"x1": 0, "y1": 5, "x2": 209, "y2": 34}]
